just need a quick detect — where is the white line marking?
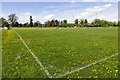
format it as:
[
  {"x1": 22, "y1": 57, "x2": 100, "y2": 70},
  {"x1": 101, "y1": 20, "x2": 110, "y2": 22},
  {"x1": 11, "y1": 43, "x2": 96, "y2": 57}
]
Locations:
[
  {"x1": 27, "y1": 41, "x2": 30, "y2": 45},
  {"x1": 49, "y1": 65, "x2": 62, "y2": 72},
  {"x1": 12, "y1": 28, "x2": 51, "y2": 78},
  {"x1": 56, "y1": 53, "x2": 119, "y2": 78},
  {"x1": 11, "y1": 28, "x2": 119, "y2": 78}
]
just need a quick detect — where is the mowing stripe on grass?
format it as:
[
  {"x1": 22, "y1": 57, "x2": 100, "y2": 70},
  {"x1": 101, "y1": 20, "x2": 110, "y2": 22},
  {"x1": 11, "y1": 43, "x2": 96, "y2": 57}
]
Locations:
[
  {"x1": 12, "y1": 28, "x2": 51, "y2": 78},
  {"x1": 56, "y1": 53, "x2": 119, "y2": 78}
]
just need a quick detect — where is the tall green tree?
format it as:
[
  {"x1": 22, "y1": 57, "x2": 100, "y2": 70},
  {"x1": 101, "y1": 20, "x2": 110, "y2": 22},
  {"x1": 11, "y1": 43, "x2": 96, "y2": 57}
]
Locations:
[
  {"x1": 118, "y1": 21, "x2": 120, "y2": 26},
  {"x1": 60, "y1": 21, "x2": 63, "y2": 25},
  {"x1": 24, "y1": 23, "x2": 27, "y2": 27},
  {"x1": 8, "y1": 14, "x2": 18, "y2": 27},
  {"x1": 30, "y1": 16, "x2": 33, "y2": 27},
  {"x1": 45, "y1": 20, "x2": 51, "y2": 27},
  {"x1": 51, "y1": 19, "x2": 55, "y2": 26},
  {"x1": 113, "y1": 22, "x2": 117, "y2": 27},
  {"x1": 34, "y1": 21, "x2": 41, "y2": 27},
  {"x1": 91, "y1": 19, "x2": 101, "y2": 26},
  {"x1": 55, "y1": 20, "x2": 59, "y2": 26},
  {"x1": 24, "y1": 22, "x2": 29, "y2": 27},
  {"x1": 80, "y1": 19, "x2": 84, "y2": 27},
  {"x1": 19, "y1": 23, "x2": 23, "y2": 27},
  {"x1": 85, "y1": 19, "x2": 88, "y2": 26},
  {"x1": 63, "y1": 19, "x2": 67, "y2": 24},
  {"x1": 0, "y1": 17, "x2": 9, "y2": 27},
  {"x1": 14, "y1": 22, "x2": 19, "y2": 27},
  {"x1": 75, "y1": 19, "x2": 78, "y2": 25},
  {"x1": 80, "y1": 19, "x2": 84, "y2": 24},
  {"x1": 0, "y1": 18, "x2": 5, "y2": 27}
]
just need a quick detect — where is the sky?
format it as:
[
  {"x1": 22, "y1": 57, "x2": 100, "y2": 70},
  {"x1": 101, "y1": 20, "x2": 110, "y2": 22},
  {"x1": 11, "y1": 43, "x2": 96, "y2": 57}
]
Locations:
[
  {"x1": 0, "y1": 1, "x2": 119, "y2": 24},
  {"x1": 1, "y1": 0, "x2": 120, "y2": 2},
  {"x1": 118, "y1": 2, "x2": 120, "y2": 21}
]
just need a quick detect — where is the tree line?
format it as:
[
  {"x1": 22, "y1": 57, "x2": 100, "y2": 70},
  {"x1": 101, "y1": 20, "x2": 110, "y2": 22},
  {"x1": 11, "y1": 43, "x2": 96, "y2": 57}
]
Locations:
[{"x1": 0, "y1": 14, "x2": 119, "y2": 29}]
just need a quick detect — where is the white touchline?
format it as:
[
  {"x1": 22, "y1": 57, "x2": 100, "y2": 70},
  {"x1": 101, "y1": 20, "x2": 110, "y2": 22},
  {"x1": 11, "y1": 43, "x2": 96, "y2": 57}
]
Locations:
[
  {"x1": 55, "y1": 53, "x2": 119, "y2": 78},
  {"x1": 12, "y1": 28, "x2": 51, "y2": 78},
  {"x1": 11, "y1": 28, "x2": 119, "y2": 78},
  {"x1": 28, "y1": 41, "x2": 30, "y2": 45}
]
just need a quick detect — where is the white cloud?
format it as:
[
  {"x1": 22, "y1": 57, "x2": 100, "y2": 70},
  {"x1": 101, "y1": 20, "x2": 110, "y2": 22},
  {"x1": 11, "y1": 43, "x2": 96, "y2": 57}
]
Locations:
[
  {"x1": 1, "y1": 3, "x2": 118, "y2": 24},
  {"x1": 0, "y1": 14, "x2": 5, "y2": 18},
  {"x1": 74, "y1": 4, "x2": 113, "y2": 22},
  {"x1": 81, "y1": 0, "x2": 119, "y2": 2},
  {"x1": 17, "y1": 13, "x2": 56, "y2": 24},
  {"x1": 0, "y1": 13, "x2": 33, "y2": 23},
  {"x1": 15, "y1": 3, "x2": 116, "y2": 24},
  {"x1": 33, "y1": 14, "x2": 56, "y2": 24},
  {"x1": 17, "y1": 12, "x2": 32, "y2": 23},
  {"x1": 23, "y1": 12, "x2": 32, "y2": 16},
  {"x1": 86, "y1": 4, "x2": 112, "y2": 12},
  {"x1": 44, "y1": 14, "x2": 55, "y2": 19},
  {"x1": 70, "y1": 0, "x2": 76, "y2": 3}
]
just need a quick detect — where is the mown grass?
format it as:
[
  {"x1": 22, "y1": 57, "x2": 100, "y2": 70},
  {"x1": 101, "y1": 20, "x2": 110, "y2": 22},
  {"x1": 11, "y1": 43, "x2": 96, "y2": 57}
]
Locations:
[
  {"x1": 0, "y1": 30, "x2": 2, "y2": 79},
  {"x1": 2, "y1": 27, "x2": 118, "y2": 78}
]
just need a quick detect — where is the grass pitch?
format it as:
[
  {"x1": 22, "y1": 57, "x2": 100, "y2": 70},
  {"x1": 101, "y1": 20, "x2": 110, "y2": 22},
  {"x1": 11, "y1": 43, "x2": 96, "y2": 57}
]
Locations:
[{"x1": 2, "y1": 27, "x2": 118, "y2": 78}]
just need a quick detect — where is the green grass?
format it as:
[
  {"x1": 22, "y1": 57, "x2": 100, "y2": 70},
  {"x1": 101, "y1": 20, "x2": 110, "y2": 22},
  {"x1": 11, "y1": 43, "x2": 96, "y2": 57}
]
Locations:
[
  {"x1": 2, "y1": 27, "x2": 118, "y2": 78},
  {"x1": 0, "y1": 30, "x2": 2, "y2": 79}
]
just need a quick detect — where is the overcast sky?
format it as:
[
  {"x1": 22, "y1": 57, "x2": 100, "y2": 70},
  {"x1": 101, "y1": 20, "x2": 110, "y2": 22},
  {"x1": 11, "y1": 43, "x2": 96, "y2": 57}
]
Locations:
[{"x1": 0, "y1": 0, "x2": 119, "y2": 24}]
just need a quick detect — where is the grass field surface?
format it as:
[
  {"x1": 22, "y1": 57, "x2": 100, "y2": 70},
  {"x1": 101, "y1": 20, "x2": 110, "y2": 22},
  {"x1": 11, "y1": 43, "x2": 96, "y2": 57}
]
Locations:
[
  {"x1": 0, "y1": 29, "x2": 2, "y2": 79},
  {"x1": 2, "y1": 27, "x2": 118, "y2": 78}
]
